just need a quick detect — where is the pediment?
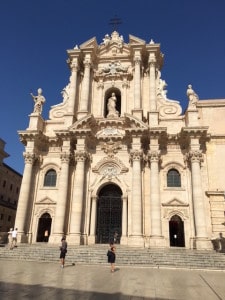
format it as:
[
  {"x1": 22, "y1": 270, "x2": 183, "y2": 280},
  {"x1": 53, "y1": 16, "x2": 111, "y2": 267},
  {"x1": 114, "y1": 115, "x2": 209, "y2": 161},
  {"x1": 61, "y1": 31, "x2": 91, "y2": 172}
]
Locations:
[
  {"x1": 36, "y1": 197, "x2": 56, "y2": 205},
  {"x1": 79, "y1": 37, "x2": 98, "y2": 50},
  {"x1": 69, "y1": 114, "x2": 97, "y2": 132},
  {"x1": 162, "y1": 198, "x2": 188, "y2": 207},
  {"x1": 129, "y1": 34, "x2": 146, "y2": 45},
  {"x1": 92, "y1": 156, "x2": 129, "y2": 174},
  {"x1": 124, "y1": 113, "x2": 149, "y2": 129}
]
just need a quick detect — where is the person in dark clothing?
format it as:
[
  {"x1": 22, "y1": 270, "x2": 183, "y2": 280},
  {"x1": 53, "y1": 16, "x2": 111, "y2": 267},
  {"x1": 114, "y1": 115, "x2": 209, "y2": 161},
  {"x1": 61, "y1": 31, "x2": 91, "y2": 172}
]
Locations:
[
  {"x1": 107, "y1": 246, "x2": 116, "y2": 272},
  {"x1": 59, "y1": 237, "x2": 67, "y2": 268}
]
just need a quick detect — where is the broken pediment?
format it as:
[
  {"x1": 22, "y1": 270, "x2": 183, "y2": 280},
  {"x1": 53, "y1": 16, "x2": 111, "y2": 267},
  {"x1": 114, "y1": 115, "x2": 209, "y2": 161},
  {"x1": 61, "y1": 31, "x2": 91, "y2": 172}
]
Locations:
[
  {"x1": 69, "y1": 115, "x2": 97, "y2": 132},
  {"x1": 162, "y1": 198, "x2": 188, "y2": 207},
  {"x1": 79, "y1": 37, "x2": 98, "y2": 50},
  {"x1": 93, "y1": 156, "x2": 129, "y2": 174},
  {"x1": 124, "y1": 113, "x2": 149, "y2": 129}
]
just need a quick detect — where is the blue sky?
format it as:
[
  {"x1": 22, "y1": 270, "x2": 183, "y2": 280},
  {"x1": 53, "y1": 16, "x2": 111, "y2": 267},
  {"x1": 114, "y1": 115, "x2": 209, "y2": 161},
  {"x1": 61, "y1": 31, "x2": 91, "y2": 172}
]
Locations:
[{"x1": 0, "y1": 0, "x2": 225, "y2": 174}]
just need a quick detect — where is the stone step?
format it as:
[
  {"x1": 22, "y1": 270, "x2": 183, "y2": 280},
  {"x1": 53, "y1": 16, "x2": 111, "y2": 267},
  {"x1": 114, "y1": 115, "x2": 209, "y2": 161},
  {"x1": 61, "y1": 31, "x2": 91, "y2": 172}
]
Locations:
[{"x1": 0, "y1": 244, "x2": 224, "y2": 270}]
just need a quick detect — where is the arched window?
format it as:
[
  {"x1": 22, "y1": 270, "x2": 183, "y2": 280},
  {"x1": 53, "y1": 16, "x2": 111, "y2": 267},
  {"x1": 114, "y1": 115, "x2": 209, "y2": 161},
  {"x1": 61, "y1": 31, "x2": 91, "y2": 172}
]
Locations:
[
  {"x1": 167, "y1": 169, "x2": 181, "y2": 187},
  {"x1": 44, "y1": 169, "x2": 57, "y2": 187}
]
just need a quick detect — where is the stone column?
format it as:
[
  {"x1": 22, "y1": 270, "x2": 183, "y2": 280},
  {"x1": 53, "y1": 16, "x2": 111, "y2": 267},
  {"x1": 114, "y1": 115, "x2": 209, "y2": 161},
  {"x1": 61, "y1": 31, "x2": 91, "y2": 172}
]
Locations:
[
  {"x1": 121, "y1": 196, "x2": 127, "y2": 240},
  {"x1": 69, "y1": 150, "x2": 87, "y2": 244},
  {"x1": 149, "y1": 150, "x2": 163, "y2": 240},
  {"x1": 89, "y1": 196, "x2": 97, "y2": 240},
  {"x1": 15, "y1": 152, "x2": 36, "y2": 242},
  {"x1": 78, "y1": 54, "x2": 91, "y2": 118},
  {"x1": 134, "y1": 52, "x2": 141, "y2": 109},
  {"x1": 51, "y1": 152, "x2": 71, "y2": 241},
  {"x1": 121, "y1": 79, "x2": 129, "y2": 116},
  {"x1": 129, "y1": 149, "x2": 144, "y2": 246},
  {"x1": 188, "y1": 150, "x2": 209, "y2": 248},
  {"x1": 67, "y1": 61, "x2": 78, "y2": 114},
  {"x1": 96, "y1": 81, "x2": 104, "y2": 117},
  {"x1": 149, "y1": 53, "x2": 157, "y2": 111}
]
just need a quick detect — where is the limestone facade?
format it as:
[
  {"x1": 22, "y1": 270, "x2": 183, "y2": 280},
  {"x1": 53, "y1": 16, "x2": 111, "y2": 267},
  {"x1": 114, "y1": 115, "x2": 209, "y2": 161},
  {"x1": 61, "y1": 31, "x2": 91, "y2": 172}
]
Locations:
[{"x1": 16, "y1": 31, "x2": 225, "y2": 249}]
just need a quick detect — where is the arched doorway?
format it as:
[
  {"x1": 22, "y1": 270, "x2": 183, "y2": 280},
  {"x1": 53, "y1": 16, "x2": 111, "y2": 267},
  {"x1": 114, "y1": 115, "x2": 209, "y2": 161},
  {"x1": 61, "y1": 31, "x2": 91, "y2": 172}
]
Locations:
[
  {"x1": 96, "y1": 184, "x2": 122, "y2": 244},
  {"x1": 169, "y1": 214, "x2": 185, "y2": 247},
  {"x1": 36, "y1": 213, "x2": 52, "y2": 242}
]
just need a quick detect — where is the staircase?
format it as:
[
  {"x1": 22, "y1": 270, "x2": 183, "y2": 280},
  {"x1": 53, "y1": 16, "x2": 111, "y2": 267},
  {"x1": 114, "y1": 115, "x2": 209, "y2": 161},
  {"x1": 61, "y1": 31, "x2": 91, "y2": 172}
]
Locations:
[{"x1": 0, "y1": 244, "x2": 225, "y2": 270}]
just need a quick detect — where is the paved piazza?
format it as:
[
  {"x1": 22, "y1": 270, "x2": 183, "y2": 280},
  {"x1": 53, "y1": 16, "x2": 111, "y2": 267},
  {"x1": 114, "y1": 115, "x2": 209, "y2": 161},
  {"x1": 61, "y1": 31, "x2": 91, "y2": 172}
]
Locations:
[{"x1": 0, "y1": 260, "x2": 224, "y2": 299}]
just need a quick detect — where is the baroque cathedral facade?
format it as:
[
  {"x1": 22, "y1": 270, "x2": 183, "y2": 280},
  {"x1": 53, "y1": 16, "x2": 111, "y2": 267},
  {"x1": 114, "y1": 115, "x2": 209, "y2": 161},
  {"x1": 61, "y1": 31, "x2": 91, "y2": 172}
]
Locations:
[{"x1": 15, "y1": 31, "x2": 225, "y2": 249}]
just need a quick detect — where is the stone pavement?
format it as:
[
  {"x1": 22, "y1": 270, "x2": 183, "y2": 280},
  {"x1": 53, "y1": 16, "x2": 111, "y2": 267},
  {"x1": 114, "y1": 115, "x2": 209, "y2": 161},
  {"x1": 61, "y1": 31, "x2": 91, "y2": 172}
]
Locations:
[{"x1": 0, "y1": 260, "x2": 225, "y2": 300}]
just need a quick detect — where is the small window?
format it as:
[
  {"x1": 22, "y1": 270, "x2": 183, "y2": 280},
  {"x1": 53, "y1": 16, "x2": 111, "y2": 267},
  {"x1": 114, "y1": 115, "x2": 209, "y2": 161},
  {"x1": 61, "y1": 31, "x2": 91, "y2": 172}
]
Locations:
[
  {"x1": 44, "y1": 169, "x2": 57, "y2": 187},
  {"x1": 167, "y1": 169, "x2": 181, "y2": 187}
]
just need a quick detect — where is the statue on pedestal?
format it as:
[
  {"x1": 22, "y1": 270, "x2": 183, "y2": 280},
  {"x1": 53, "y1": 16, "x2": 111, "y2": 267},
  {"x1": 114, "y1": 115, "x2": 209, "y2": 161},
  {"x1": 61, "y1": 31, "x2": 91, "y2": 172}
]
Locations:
[
  {"x1": 30, "y1": 88, "x2": 46, "y2": 114},
  {"x1": 187, "y1": 84, "x2": 199, "y2": 108}
]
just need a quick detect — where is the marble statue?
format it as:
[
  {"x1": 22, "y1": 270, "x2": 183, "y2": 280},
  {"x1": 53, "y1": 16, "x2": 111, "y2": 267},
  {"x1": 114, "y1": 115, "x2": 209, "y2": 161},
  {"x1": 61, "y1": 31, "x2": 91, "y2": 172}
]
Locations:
[{"x1": 30, "y1": 88, "x2": 46, "y2": 114}]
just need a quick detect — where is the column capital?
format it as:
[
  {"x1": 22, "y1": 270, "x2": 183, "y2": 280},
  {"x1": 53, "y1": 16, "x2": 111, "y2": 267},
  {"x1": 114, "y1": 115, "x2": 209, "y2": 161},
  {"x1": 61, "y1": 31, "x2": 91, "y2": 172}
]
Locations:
[
  {"x1": 147, "y1": 150, "x2": 160, "y2": 163},
  {"x1": 187, "y1": 150, "x2": 203, "y2": 163},
  {"x1": 74, "y1": 150, "x2": 89, "y2": 162},
  {"x1": 129, "y1": 149, "x2": 143, "y2": 162},
  {"x1": 60, "y1": 152, "x2": 72, "y2": 163},
  {"x1": 23, "y1": 152, "x2": 36, "y2": 164}
]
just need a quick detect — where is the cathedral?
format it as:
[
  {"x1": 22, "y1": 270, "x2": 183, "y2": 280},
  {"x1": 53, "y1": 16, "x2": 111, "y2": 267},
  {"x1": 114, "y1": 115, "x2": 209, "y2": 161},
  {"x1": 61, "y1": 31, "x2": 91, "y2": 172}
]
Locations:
[{"x1": 15, "y1": 31, "x2": 225, "y2": 249}]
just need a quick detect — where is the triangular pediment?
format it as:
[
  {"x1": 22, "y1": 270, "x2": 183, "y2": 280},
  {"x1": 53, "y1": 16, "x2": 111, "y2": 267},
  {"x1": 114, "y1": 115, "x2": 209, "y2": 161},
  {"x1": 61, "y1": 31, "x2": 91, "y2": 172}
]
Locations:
[
  {"x1": 69, "y1": 114, "x2": 97, "y2": 132},
  {"x1": 162, "y1": 198, "x2": 188, "y2": 207},
  {"x1": 129, "y1": 34, "x2": 146, "y2": 45},
  {"x1": 36, "y1": 197, "x2": 56, "y2": 205},
  {"x1": 124, "y1": 113, "x2": 149, "y2": 129},
  {"x1": 79, "y1": 37, "x2": 98, "y2": 50}
]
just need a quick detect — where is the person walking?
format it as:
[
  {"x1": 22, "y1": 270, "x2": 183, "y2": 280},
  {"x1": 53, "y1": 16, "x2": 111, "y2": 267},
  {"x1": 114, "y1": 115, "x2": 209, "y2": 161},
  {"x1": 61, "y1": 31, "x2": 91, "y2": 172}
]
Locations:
[
  {"x1": 11, "y1": 228, "x2": 18, "y2": 249},
  {"x1": 107, "y1": 245, "x2": 116, "y2": 273},
  {"x1": 59, "y1": 237, "x2": 67, "y2": 268}
]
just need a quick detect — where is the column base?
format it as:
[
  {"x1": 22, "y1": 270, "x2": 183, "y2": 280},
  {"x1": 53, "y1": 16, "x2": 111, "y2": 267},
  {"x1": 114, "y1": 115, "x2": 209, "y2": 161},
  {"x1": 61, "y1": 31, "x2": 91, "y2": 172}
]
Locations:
[
  {"x1": 128, "y1": 235, "x2": 145, "y2": 247},
  {"x1": 87, "y1": 235, "x2": 96, "y2": 245},
  {"x1": 48, "y1": 233, "x2": 65, "y2": 244},
  {"x1": 120, "y1": 236, "x2": 128, "y2": 246},
  {"x1": 17, "y1": 232, "x2": 29, "y2": 244},
  {"x1": 149, "y1": 236, "x2": 166, "y2": 248},
  {"x1": 194, "y1": 237, "x2": 213, "y2": 250}
]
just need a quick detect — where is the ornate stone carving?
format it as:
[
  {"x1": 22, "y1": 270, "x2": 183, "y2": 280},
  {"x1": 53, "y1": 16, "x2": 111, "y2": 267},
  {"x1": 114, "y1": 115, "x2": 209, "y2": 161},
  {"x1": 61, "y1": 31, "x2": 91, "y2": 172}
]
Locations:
[
  {"x1": 30, "y1": 88, "x2": 46, "y2": 114},
  {"x1": 187, "y1": 150, "x2": 203, "y2": 163},
  {"x1": 23, "y1": 152, "x2": 36, "y2": 164},
  {"x1": 187, "y1": 84, "x2": 199, "y2": 108},
  {"x1": 147, "y1": 150, "x2": 160, "y2": 162},
  {"x1": 101, "y1": 140, "x2": 122, "y2": 157},
  {"x1": 74, "y1": 150, "x2": 88, "y2": 162},
  {"x1": 60, "y1": 152, "x2": 71, "y2": 163},
  {"x1": 129, "y1": 149, "x2": 143, "y2": 161}
]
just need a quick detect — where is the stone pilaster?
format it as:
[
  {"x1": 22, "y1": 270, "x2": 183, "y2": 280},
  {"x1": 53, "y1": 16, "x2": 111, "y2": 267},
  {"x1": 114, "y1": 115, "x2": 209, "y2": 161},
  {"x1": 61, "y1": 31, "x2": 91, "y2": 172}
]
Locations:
[
  {"x1": 15, "y1": 152, "x2": 36, "y2": 243},
  {"x1": 120, "y1": 196, "x2": 128, "y2": 244},
  {"x1": 69, "y1": 150, "x2": 88, "y2": 244}
]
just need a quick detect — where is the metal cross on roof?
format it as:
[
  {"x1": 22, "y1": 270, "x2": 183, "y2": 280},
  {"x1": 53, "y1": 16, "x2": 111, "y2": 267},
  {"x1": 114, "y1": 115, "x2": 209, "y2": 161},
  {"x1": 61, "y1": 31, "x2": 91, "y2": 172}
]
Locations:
[{"x1": 109, "y1": 15, "x2": 122, "y2": 31}]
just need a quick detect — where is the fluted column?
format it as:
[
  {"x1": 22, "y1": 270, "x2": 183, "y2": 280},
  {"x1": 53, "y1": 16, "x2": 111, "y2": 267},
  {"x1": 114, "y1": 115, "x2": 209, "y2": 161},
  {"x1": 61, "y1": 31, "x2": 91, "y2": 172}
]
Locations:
[
  {"x1": 134, "y1": 52, "x2": 141, "y2": 109},
  {"x1": 69, "y1": 150, "x2": 87, "y2": 244},
  {"x1": 15, "y1": 152, "x2": 36, "y2": 239},
  {"x1": 149, "y1": 150, "x2": 162, "y2": 237},
  {"x1": 90, "y1": 196, "x2": 97, "y2": 236},
  {"x1": 79, "y1": 55, "x2": 91, "y2": 113},
  {"x1": 130, "y1": 150, "x2": 143, "y2": 236},
  {"x1": 149, "y1": 53, "x2": 157, "y2": 111},
  {"x1": 53, "y1": 152, "x2": 71, "y2": 237},
  {"x1": 189, "y1": 150, "x2": 208, "y2": 238}
]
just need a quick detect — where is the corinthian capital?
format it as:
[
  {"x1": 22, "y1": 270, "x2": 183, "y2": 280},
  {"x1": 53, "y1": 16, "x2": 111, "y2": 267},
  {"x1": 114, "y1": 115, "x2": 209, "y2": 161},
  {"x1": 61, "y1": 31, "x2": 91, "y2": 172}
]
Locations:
[
  {"x1": 148, "y1": 150, "x2": 160, "y2": 162},
  {"x1": 23, "y1": 152, "x2": 36, "y2": 164},
  {"x1": 129, "y1": 149, "x2": 143, "y2": 161},
  {"x1": 188, "y1": 150, "x2": 203, "y2": 163},
  {"x1": 60, "y1": 152, "x2": 71, "y2": 163},
  {"x1": 75, "y1": 150, "x2": 88, "y2": 162}
]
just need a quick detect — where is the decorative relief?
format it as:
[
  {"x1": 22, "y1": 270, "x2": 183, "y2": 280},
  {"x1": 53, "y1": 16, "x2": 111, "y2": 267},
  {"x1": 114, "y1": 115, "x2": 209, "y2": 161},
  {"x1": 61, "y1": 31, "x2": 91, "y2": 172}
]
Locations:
[
  {"x1": 102, "y1": 165, "x2": 118, "y2": 180},
  {"x1": 100, "y1": 140, "x2": 122, "y2": 157},
  {"x1": 60, "y1": 152, "x2": 71, "y2": 163},
  {"x1": 49, "y1": 83, "x2": 70, "y2": 120},
  {"x1": 147, "y1": 150, "x2": 160, "y2": 162},
  {"x1": 92, "y1": 156, "x2": 128, "y2": 174},
  {"x1": 96, "y1": 127, "x2": 125, "y2": 139}
]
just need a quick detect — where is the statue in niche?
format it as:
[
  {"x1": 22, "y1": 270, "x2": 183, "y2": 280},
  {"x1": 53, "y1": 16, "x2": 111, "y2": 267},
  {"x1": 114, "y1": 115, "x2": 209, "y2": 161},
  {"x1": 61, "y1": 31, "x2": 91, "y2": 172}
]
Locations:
[
  {"x1": 30, "y1": 88, "x2": 46, "y2": 114},
  {"x1": 107, "y1": 93, "x2": 119, "y2": 118},
  {"x1": 187, "y1": 84, "x2": 199, "y2": 107}
]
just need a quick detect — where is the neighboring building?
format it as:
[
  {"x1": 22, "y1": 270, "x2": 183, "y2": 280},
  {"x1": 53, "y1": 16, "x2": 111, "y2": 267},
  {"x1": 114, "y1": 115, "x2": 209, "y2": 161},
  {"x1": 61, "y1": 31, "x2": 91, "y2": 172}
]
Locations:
[
  {"x1": 15, "y1": 31, "x2": 225, "y2": 249},
  {"x1": 0, "y1": 139, "x2": 22, "y2": 240}
]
